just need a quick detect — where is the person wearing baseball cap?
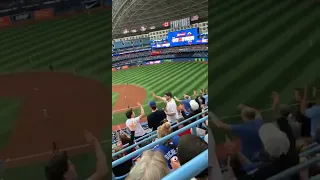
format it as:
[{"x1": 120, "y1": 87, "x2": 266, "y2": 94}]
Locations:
[
  {"x1": 147, "y1": 101, "x2": 166, "y2": 131},
  {"x1": 152, "y1": 91, "x2": 179, "y2": 124}
]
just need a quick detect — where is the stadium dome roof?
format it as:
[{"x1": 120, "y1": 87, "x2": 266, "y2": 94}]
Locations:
[{"x1": 112, "y1": 0, "x2": 208, "y2": 37}]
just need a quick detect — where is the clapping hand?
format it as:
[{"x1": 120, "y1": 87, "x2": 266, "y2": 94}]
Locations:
[
  {"x1": 313, "y1": 87, "x2": 317, "y2": 97},
  {"x1": 84, "y1": 130, "x2": 98, "y2": 145},
  {"x1": 271, "y1": 91, "x2": 280, "y2": 103}
]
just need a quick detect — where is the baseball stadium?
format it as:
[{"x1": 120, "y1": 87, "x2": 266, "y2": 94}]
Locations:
[
  {"x1": 0, "y1": 0, "x2": 113, "y2": 179},
  {"x1": 112, "y1": 0, "x2": 209, "y2": 179},
  {"x1": 0, "y1": 0, "x2": 318, "y2": 179}
]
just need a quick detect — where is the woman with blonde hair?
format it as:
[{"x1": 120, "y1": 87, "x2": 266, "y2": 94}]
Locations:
[
  {"x1": 154, "y1": 120, "x2": 180, "y2": 169},
  {"x1": 126, "y1": 150, "x2": 170, "y2": 180}
]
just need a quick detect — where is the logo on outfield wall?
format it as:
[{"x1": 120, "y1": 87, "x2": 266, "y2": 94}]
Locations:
[
  {"x1": 83, "y1": 0, "x2": 101, "y2": 10},
  {"x1": 0, "y1": 16, "x2": 12, "y2": 27},
  {"x1": 11, "y1": 12, "x2": 32, "y2": 22},
  {"x1": 34, "y1": 8, "x2": 54, "y2": 20}
]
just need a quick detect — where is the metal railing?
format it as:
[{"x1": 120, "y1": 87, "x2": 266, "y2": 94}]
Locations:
[
  {"x1": 112, "y1": 116, "x2": 208, "y2": 167},
  {"x1": 112, "y1": 110, "x2": 208, "y2": 157}
]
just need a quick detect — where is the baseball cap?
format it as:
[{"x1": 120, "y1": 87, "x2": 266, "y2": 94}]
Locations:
[
  {"x1": 164, "y1": 92, "x2": 173, "y2": 97},
  {"x1": 148, "y1": 101, "x2": 156, "y2": 107}
]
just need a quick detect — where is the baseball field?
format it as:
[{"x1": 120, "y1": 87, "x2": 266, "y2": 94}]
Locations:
[
  {"x1": 0, "y1": 0, "x2": 318, "y2": 178},
  {"x1": 0, "y1": 10, "x2": 113, "y2": 179},
  {"x1": 111, "y1": 62, "x2": 208, "y2": 129}
]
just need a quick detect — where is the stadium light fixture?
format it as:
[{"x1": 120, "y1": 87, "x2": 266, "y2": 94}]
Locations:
[
  {"x1": 123, "y1": 29, "x2": 129, "y2": 34},
  {"x1": 140, "y1": 26, "x2": 146, "y2": 31}
]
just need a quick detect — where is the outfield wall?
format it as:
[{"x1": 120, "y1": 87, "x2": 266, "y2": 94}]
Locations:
[
  {"x1": 112, "y1": 57, "x2": 208, "y2": 72},
  {"x1": 0, "y1": 0, "x2": 109, "y2": 28}
]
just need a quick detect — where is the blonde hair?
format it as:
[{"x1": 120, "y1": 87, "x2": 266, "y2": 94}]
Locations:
[
  {"x1": 126, "y1": 150, "x2": 170, "y2": 180},
  {"x1": 157, "y1": 122, "x2": 172, "y2": 138}
]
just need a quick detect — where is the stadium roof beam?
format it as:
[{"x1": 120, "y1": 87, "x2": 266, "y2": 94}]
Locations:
[{"x1": 112, "y1": 0, "x2": 208, "y2": 37}]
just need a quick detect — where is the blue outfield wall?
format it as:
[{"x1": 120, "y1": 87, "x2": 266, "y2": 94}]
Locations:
[{"x1": 112, "y1": 57, "x2": 208, "y2": 71}]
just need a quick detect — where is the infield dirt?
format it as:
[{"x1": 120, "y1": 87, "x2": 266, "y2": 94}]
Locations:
[{"x1": 0, "y1": 72, "x2": 110, "y2": 167}]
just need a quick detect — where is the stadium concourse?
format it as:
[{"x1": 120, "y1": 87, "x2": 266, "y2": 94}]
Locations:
[{"x1": 112, "y1": 0, "x2": 209, "y2": 179}]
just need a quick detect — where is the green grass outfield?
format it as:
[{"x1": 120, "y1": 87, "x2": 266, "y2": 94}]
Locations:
[
  {"x1": 0, "y1": 10, "x2": 111, "y2": 179},
  {"x1": 0, "y1": 0, "x2": 318, "y2": 178},
  {"x1": 209, "y1": 0, "x2": 319, "y2": 143},
  {"x1": 112, "y1": 62, "x2": 208, "y2": 126}
]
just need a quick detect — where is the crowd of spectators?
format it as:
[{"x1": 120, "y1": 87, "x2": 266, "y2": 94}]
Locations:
[
  {"x1": 112, "y1": 89, "x2": 209, "y2": 179},
  {"x1": 212, "y1": 86, "x2": 320, "y2": 180},
  {"x1": 112, "y1": 45, "x2": 208, "y2": 61}
]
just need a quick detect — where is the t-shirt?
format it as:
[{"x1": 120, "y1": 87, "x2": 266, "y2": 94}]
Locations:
[
  {"x1": 305, "y1": 105, "x2": 320, "y2": 138},
  {"x1": 181, "y1": 99, "x2": 191, "y2": 113},
  {"x1": 165, "y1": 99, "x2": 179, "y2": 123},
  {"x1": 126, "y1": 117, "x2": 145, "y2": 137},
  {"x1": 231, "y1": 118, "x2": 264, "y2": 161},
  {"x1": 147, "y1": 110, "x2": 166, "y2": 131},
  {"x1": 178, "y1": 129, "x2": 191, "y2": 137},
  {"x1": 203, "y1": 94, "x2": 208, "y2": 105},
  {"x1": 154, "y1": 135, "x2": 179, "y2": 169}
]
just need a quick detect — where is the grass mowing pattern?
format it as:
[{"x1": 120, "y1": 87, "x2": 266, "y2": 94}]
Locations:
[
  {"x1": 209, "y1": 0, "x2": 319, "y2": 143},
  {"x1": 0, "y1": 10, "x2": 111, "y2": 180},
  {"x1": 0, "y1": 98, "x2": 22, "y2": 151},
  {"x1": 112, "y1": 62, "x2": 208, "y2": 125}
]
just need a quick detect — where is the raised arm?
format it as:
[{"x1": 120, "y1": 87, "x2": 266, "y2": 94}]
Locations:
[
  {"x1": 152, "y1": 92, "x2": 165, "y2": 101},
  {"x1": 300, "y1": 85, "x2": 308, "y2": 115},
  {"x1": 313, "y1": 87, "x2": 317, "y2": 99},
  {"x1": 174, "y1": 96, "x2": 181, "y2": 102},
  {"x1": 237, "y1": 104, "x2": 262, "y2": 120},
  {"x1": 137, "y1": 102, "x2": 145, "y2": 119},
  {"x1": 86, "y1": 131, "x2": 108, "y2": 180},
  {"x1": 210, "y1": 111, "x2": 232, "y2": 130},
  {"x1": 271, "y1": 92, "x2": 280, "y2": 116}
]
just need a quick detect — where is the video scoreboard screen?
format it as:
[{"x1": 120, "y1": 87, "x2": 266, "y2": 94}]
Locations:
[
  {"x1": 151, "y1": 28, "x2": 208, "y2": 49},
  {"x1": 168, "y1": 28, "x2": 199, "y2": 47}
]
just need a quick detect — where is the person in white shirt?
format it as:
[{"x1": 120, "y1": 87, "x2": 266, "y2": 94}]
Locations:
[
  {"x1": 125, "y1": 102, "x2": 145, "y2": 140},
  {"x1": 152, "y1": 91, "x2": 179, "y2": 124}
]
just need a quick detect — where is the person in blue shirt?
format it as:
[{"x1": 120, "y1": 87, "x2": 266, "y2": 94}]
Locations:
[
  {"x1": 301, "y1": 86, "x2": 320, "y2": 139},
  {"x1": 212, "y1": 104, "x2": 264, "y2": 162},
  {"x1": 174, "y1": 94, "x2": 192, "y2": 115},
  {"x1": 153, "y1": 121, "x2": 179, "y2": 169}
]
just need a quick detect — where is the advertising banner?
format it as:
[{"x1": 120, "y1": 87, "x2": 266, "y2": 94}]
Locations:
[
  {"x1": 83, "y1": 0, "x2": 101, "y2": 10},
  {"x1": 11, "y1": 12, "x2": 33, "y2": 23},
  {"x1": 121, "y1": 65, "x2": 129, "y2": 70},
  {"x1": 34, "y1": 8, "x2": 54, "y2": 20},
  {"x1": 0, "y1": 16, "x2": 12, "y2": 27}
]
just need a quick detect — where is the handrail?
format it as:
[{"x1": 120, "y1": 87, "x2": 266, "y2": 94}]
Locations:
[
  {"x1": 112, "y1": 116, "x2": 208, "y2": 167},
  {"x1": 299, "y1": 144, "x2": 320, "y2": 157},
  {"x1": 161, "y1": 150, "x2": 208, "y2": 180},
  {"x1": 112, "y1": 110, "x2": 208, "y2": 157},
  {"x1": 135, "y1": 110, "x2": 208, "y2": 142},
  {"x1": 267, "y1": 156, "x2": 320, "y2": 180}
]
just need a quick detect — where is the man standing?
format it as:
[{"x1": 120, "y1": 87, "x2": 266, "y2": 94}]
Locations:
[
  {"x1": 152, "y1": 92, "x2": 179, "y2": 124},
  {"x1": 212, "y1": 104, "x2": 264, "y2": 162},
  {"x1": 125, "y1": 102, "x2": 145, "y2": 140},
  {"x1": 147, "y1": 101, "x2": 166, "y2": 131}
]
